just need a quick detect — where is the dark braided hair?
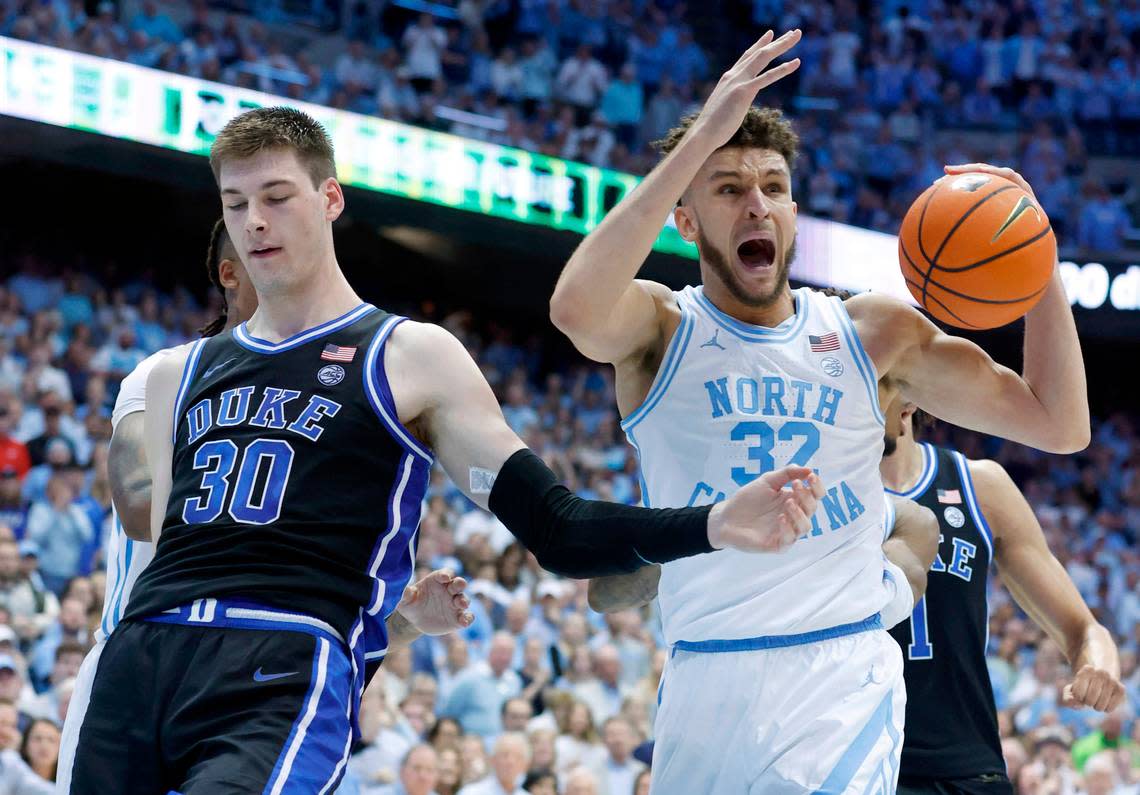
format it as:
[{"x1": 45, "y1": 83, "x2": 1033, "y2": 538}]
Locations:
[{"x1": 199, "y1": 217, "x2": 231, "y2": 337}]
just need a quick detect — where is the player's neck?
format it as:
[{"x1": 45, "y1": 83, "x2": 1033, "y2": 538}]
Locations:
[
  {"x1": 701, "y1": 281, "x2": 795, "y2": 328},
  {"x1": 880, "y1": 434, "x2": 925, "y2": 493},
  {"x1": 245, "y1": 268, "x2": 363, "y2": 343}
]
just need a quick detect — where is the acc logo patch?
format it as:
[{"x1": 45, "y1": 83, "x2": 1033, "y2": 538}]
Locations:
[
  {"x1": 943, "y1": 506, "x2": 966, "y2": 528},
  {"x1": 317, "y1": 364, "x2": 346, "y2": 386},
  {"x1": 820, "y1": 357, "x2": 844, "y2": 377}
]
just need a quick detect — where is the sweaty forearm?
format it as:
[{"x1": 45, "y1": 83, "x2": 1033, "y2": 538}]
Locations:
[
  {"x1": 1070, "y1": 622, "x2": 1119, "y2": 675},
  {"x1": 489, "y1": 450, "x2": 713, "y2": 578},
  {"x1": 588, "y1": 566, "x2": 661, "y2": 612},
  {"x1": 1021, "y1": 271, "x2": 1089, "y2": 452}
]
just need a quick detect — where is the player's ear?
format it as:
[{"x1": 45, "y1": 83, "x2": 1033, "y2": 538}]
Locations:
[
  {"x1": 322, "y1": 177, "x2": 345, "y2": 222},
  {"x1": 218, "y1": 258, "x2": 240, "y2": 291},
  {"x1": 675, "y1": 204, "x2": 698, "y2": 243}
]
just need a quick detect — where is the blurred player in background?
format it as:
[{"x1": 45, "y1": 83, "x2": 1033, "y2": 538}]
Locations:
[
  {"x1": 551, "y1": 28, "x2": 1089, "y2": 793},
  {"x1": 882, "y1": 399, "x2": 1124, "y2": 795},
  {"x1": 69, "y1": 108, "x2": 821, "y2": 793}
]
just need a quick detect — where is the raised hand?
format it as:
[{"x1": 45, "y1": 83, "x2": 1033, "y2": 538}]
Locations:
[
  {"x1": 691, "y1": 29, "x2": 802, "y2": 150},
  {"x1": 944, "y1": 163, "x2": 1040, "y2": 205},
  {"x1": 708, "y1": 466, "x2": 824, "y2": 552},
  {"x1": 397, "y1": 569, "x2": 474, "y2": 636}
]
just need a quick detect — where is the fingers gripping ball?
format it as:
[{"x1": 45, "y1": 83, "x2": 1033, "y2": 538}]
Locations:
[{"x1": 898, "y1": 172, "x2": 1056, "y2": 329}]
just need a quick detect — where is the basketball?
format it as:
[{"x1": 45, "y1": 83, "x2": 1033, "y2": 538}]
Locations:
[{"x1": 898, "y1": 172, "x2": 1057, "y2": 329}]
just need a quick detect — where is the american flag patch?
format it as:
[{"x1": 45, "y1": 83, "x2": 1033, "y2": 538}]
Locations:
[
  {"x1": 321, "y1": 344, "x2": 357, "y2": 363},
  {"x1": 809, "y1": 332, "x2": 840, "y2": 352},
  {"x1": 937, "y1": 489, "x2": 962, "y2": 504}
]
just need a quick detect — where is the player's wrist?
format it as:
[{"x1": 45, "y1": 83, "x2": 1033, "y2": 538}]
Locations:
[{"x1": 706, "y1": 503, "x2": 727, "y2": 550}]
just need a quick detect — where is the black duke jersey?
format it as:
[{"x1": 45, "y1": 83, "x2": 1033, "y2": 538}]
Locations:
[
  {"x1": 125, "y1": 304, "x2": 432, "y2": 672},
  {"x1": 887, "y1": 443, "x2": 1005, "y2": 778}
]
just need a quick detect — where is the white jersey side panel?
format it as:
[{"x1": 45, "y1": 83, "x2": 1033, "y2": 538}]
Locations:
[
  {"x1": 623, "y1": 286, "x2": 890, "y2": 644},
  {"x1": 97, "y1": 345, "x2": 184, "y2": 642}
]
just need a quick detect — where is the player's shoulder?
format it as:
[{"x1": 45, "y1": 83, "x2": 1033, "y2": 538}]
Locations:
[
  {"x1": 843, "y1": 291, "x2": 923, "y2": 327},
  {"x1": 964, "y1": 456, "x2": 1018, "y2": 510},
  {"x1": 111, "y1": 343, "x2": 195, "y2": 428},
  {"x1": 386, "y1": 318, "x2": 463, "y2": 358}
]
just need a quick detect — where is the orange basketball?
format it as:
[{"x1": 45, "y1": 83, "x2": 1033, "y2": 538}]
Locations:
[{"x1": 898, "y1": 172, "x2": 1056, "y2": 329}]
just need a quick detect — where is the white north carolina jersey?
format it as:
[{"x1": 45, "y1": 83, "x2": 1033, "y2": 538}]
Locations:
[
  {"x1": 96, "y1": 345, "x2": 185, "y2": 643},
  {"x1": 623, "y1": 286, "x2": 891, "y2": 644}
]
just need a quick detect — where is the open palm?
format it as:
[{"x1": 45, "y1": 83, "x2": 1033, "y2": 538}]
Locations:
[{"x1": 398, "y1": 569, "x2": 474, "y2": 636}]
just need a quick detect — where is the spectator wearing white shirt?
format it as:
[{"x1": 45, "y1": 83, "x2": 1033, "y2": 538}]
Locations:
[
  {"x1": 490, "y1": 47, "x2": 524, "y2": 102},
  {"x1": 586, "y1": 717, "x2": 644, "y2": 795},
  {"x1": 21, "y1": 347, "x2": 70, "y2": 407},
  {"x1": 556, "y1": 44, "x2": 608, "y2": 125},
  {"x1": 337, "y1": 39, "x2": 381, "y2": 93},
  {"x1": 403, "y1": 13, "x2": 448, "y2": 92},
  {"x1": 456, "y1": 733, "x2": 529, "y2": 795}
]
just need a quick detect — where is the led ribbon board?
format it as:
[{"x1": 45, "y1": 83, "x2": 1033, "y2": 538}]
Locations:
[{"x1": 1, "y1": 36, "x2": 916, "y2": 301}]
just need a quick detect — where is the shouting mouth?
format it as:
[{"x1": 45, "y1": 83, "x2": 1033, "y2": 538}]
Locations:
[{"x1": 736, "y1": 237, "x2": 776, "y2": 269}]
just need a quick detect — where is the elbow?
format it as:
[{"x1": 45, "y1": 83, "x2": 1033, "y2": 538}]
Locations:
[
  {"x1": 586, "y1": 582, "x2": 607, "y2": 613},
  {"x1": 549, "y1": 288, "x2": 584, "y2": 336},
  {"x1": 1042, "y1": 422, "x2": 1091, "y2": 455}
]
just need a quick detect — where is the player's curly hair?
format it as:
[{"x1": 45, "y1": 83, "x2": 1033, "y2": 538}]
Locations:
[
  {"x1": 199, "y1": 217, "x2": 231, "y2": 337},
  {"x1": 209, "y1": 106, "x2": 336, "y2": 188},
  {"x1": 653, "y1": 106, "x2": 800, "y2": 167}
]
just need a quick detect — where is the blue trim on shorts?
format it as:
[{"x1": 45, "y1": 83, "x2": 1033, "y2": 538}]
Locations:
[
  {"x1": 813, "y1": 688, "x2": 894, "y2": 794},
  {"x1": 140, "y1": 599, "x2": 345, "y2": 646},
  {"x1": 672, "y1": 613, "x2": 883, "y2": 653}
]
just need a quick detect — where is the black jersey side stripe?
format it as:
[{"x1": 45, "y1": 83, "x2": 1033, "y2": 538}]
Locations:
[
  {"x1": 171, "y1": 338, "x2": 210, "y2": 444},
  {"x1": 362, "y1": 316, "x2": 433, "y2": 462}
]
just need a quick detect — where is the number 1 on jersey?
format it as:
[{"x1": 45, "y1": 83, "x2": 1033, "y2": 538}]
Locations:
[{"x1": 908, "y1": 595, "x2": 934, "y2": 660}]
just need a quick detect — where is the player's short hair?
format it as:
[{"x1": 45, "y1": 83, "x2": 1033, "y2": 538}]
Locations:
[
  {"x1": 55, "y1": 640, "x2": 86, "y2": 661},
  {"x1": 654, "y1": 106, "x2": 799, "y2": 169},
  {"x1": 911, "y1": 408, "x2": 935, "y2": 435},
  {"x1": 199, "y1": 217, "x2": 233, "y2": 338},
  {"x1": 209, "y1": 106, "x2": 336, "y2": 188}
]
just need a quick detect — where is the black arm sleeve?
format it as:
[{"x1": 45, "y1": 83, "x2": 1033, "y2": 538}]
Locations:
[{"x1": 488, "y1": 449, "x2": 714, "y2": 578}]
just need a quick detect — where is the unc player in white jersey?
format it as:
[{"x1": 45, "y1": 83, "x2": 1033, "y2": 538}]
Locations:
[{"x1": 551, "y1": 30, "x2": 1089, "y2": 793}]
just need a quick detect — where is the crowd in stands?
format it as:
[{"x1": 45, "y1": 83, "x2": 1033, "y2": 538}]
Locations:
[
  {"x1": 1, "y1": 246, "x2": 1139, "y2": 793},
  {"x1": 1, "y1": 0, "x2": 1138, "y2": 247}
]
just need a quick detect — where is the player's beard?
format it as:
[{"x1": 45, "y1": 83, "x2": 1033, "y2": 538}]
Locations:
[
  {"x1": 698, "y1": 229, "x2": 796, "y2": 308},
  {"x1": 882, "y1": 433, "x2": 898, "y2": 457}
]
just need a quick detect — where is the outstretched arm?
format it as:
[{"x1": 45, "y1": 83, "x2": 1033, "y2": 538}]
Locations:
[
  {"x1": 853, "y1": 165, "x2": 1088, "y2": 455},
  {"x1": 973, "y1": 459, "x2": 1124, "y2": 712},
  {"x1": 550, "y1": 30, "x2": 801, "y2": 365},
  {"x1": 108, "y1": 412, "x2": 152, "y2": 541},
  {"x1": 385, "y1": 321, "x2": 823, "y2": 578}
]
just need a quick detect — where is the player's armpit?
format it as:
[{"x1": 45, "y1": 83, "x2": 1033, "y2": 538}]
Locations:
[
  {"x1": 588, "y1": 566, "x2": 661, "y2": 613},
  {"x1": 849, "y1": 293, "x2": 1088, "y2": 454},
  {"x1": 108, "y1": 412, "x2": 152, "y2": 541},
  {"x1": 973, "y1": 459, "x2": 1123, "y2": 711},
  {"x1": 143, "y1": 349, "x2": 189, "y2": 544},
  {"x1": 882, "y1": 495, "x2": 939, "y2": 604}
]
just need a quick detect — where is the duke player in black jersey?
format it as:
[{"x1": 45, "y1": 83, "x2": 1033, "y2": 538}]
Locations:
[
  {"x1": 881, "y1": 397, "x2": 1125, "y2": 795},
  {"x1": 69, "y1": 107, "x2": 824, "y2": 794}
]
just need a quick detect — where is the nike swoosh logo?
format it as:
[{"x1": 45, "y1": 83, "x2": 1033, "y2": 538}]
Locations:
[
  {"x1": 991, "y1": 195, "x2": 1041, "y2": 242},
  {"x1": 202, "y1": 357, "x2": 238, "y2": 380},
  {"x1": 253, "y1": 667, "x2": 298, "y2": 683}
]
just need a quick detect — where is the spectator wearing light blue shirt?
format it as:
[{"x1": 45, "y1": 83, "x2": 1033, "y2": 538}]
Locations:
[
  {"x1": 128, "y1": 0, "x2": 182, "y2": 44},
  {"x1": 1078, "y1": 182, "x2": 1131, "y2": 252},
  {"x1": 600, "y1": 64, "x2": 643, "y2": 149},
  {"x1": 442, "y1": 633, "x2": 522, "y2": 738}
]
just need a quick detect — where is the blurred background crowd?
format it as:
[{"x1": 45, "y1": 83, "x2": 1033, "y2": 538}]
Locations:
[
  {"x1": 0, "y1": 256, "x2": 1137, "y2": 793},
  {"x1": 1, "y1": 0, "x2": 1138, "y2": 248},
  {"x1": 1, "y1": 0, "x2": 1139, "y2": 792}
]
